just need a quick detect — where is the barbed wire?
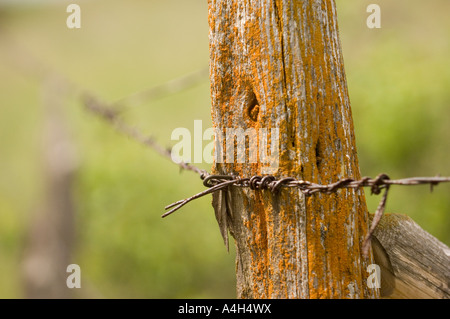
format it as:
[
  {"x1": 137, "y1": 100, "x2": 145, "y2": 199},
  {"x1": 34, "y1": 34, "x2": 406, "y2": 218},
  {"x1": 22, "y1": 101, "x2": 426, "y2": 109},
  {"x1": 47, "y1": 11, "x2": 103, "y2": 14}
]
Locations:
[
  {"x1": 163, "y1": 173, "x2": 450, "y2": 256},
  {"x1": 82, "y1": 93, "x2": 208, "y2": 176},
  {"x1": 4, "y1": 31, "x2": 450, "y2": 258}
]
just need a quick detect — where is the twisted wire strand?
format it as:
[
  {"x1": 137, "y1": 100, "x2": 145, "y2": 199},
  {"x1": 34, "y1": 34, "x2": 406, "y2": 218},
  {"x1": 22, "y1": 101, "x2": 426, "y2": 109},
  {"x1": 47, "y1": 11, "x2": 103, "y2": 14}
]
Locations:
[{"x1": 164, "y1": 173, "x2": 450, "y2": 256}]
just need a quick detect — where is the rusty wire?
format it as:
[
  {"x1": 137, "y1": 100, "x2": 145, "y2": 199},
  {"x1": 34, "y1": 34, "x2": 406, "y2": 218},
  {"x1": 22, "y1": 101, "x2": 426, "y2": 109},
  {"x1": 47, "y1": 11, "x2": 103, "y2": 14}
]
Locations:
[
  {"x1": 164, "y1": 173, "x2": 450, "y2": 256},
  {"x1": 82, "y1": 93, "x2": 208, "y2": 177}
]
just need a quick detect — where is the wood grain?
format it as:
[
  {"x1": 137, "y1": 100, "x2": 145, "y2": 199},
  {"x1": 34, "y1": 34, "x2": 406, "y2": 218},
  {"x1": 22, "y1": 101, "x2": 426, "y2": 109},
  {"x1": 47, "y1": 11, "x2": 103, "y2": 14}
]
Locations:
[
  {"x1": 208, "y1": 0, "x2": 377, "y2": 298},
  {"x1": 373, "y1": 213, "x2": 450, "y2": 299}
]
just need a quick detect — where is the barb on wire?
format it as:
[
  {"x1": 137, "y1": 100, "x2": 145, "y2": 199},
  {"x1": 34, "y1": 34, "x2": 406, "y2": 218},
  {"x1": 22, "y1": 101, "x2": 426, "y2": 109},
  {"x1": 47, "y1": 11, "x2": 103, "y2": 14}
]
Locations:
[{"x1": 363, "y1": 185, "x2": 389, "y2": 256}]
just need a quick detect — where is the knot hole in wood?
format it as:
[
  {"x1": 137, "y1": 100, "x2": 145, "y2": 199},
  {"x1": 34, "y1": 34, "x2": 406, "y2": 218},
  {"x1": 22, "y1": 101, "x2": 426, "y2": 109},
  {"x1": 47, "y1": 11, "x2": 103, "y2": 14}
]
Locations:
[{"x1": 246, "y1": 90, "x2": 259, "y2": 122}]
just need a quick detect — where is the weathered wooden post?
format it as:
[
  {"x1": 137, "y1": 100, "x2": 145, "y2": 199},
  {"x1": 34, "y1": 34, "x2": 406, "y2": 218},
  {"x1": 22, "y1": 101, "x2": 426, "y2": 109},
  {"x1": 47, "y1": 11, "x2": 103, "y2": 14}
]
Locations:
[{"x1": 208, "y1": 0, "x2": 378, "y2": 298}]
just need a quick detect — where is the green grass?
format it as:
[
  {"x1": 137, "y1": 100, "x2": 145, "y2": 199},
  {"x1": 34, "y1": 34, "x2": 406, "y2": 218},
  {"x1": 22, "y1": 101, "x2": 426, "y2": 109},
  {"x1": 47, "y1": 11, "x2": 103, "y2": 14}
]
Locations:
[{"x1": 0, "y1": 0, "x2": 449, "y2": 298}]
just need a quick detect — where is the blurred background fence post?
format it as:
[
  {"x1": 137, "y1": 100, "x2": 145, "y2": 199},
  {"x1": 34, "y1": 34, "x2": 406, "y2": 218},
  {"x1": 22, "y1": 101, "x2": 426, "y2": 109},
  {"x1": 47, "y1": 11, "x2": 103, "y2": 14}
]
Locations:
[{"x1": 21, "y1": 76, "x2": 77, "y2": 298}]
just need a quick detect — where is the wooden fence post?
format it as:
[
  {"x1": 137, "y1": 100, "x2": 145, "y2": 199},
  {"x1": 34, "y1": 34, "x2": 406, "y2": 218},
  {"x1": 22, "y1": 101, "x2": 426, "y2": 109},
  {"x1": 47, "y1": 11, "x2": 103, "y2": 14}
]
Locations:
[
  {"x1": 208, "y1": 0, "x2": 378, "y2": 298},
  {"x1": 22, "y1": 77, "x2": 77, "y2": 298}
]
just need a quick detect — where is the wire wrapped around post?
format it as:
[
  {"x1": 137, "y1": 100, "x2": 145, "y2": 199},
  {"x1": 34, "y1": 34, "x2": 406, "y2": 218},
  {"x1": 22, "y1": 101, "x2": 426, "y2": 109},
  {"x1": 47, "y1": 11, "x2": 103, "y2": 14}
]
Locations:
[{"x1": 164, "y1": 173, "x2": 450, "y2": 257}]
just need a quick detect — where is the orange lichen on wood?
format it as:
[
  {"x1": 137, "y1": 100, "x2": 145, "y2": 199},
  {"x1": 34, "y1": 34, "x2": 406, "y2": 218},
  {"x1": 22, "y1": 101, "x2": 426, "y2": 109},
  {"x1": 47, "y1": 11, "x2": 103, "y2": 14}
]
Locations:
[{"x1": 208, "y1": 0, "x2": 377, "y2": 299}]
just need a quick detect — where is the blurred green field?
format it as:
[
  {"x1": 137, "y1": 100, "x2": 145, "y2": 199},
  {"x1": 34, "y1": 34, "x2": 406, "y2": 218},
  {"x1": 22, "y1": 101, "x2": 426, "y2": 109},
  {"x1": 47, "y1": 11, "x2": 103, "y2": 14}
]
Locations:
[{"x1": 0, "y1": 0, "x2": 449, "y2": 298}]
